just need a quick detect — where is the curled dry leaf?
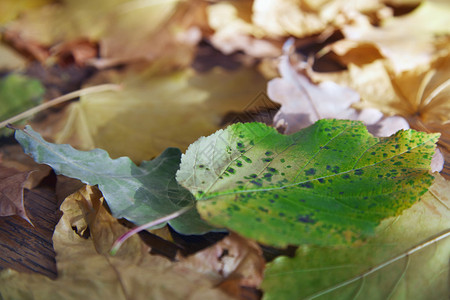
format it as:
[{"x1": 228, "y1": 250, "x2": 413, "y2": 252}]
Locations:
[
  {"x1": 179, "y1": 232, "x2": 265, "y2": 295},
  {"x1": 206, "y1": 0, "x2": 387, "y2": 58},
  {"x1": 326, "y1": 1, "x2": 450, "y2": 71},
  {"x1": 207, "y1": 1, "x2": 282, "y2": 58},
  {"x1": 0, "y1": 185, "x2": 234, "y2": 300},
  {"x1": 268, "y1": 41, "x2": 409, "y2": 137},
  {"x1": 251, "y1": 0, "x2": 385, "y2": 39}
]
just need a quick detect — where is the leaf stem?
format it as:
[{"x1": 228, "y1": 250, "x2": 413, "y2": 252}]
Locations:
[
  {"x1": 110, "y1": 205, "x2": 193, "y2": 256},
  {"x1": 305, "y1": 229, "x2": 450, "y2": 299},
  {"x1": 0, "y1": 83, "x2": 122, "y2": 129}
]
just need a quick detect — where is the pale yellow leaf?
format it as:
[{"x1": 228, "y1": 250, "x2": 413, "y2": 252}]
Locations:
[{"x1": 39, "y1": 66, "x2": 267, "y2": 162}]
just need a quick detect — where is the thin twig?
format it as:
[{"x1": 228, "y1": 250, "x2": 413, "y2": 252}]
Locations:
[
  {"x1": 110, "y1": 205, "x2": 193, "y2": 255},
  {"x1": 0, "y1": 83, "x2": 122, "y2": 129}
]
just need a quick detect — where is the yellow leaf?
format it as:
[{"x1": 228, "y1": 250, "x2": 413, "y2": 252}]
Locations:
[
  {"x1": 45, "y1": 66, "x2": 268, "y2": 162},
  {"x1": 0, "y1": 0, "x2": 51, "y2": 25},
  {"x1": 5, "y1": 0, "x2": 203, "y2": 67}
]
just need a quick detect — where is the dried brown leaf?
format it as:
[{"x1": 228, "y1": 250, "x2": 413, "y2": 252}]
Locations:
[
  {"x1": 0, "y1": 166, "x2": 31, "y2": 222},
  {"x1": 0, "y1": 185, "x2": 233, "y2": 299},
  {"x1": 179, "y1": 232, "x2": 265, "y2": 297}
]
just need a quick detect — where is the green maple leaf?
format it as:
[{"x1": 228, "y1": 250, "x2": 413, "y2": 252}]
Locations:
[
  {"x1": 176, "y1": 119, "x2": 439, "y2": 247},
  {"x1": 14, "y1": 126, "x2": 214, "y2": 234}
]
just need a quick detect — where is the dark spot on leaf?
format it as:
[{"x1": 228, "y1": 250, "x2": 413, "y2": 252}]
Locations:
[
  {"x1": 280, "y1": 158, "x2": 285, "y2": 163},
  {"x1": 227, "y1": 167, "x2": 235, "y2": 174},
  {"x1": 354, "y1": 169, "x2": 363, "y2": 176},
  {"x1": 318, "y1": 178, "x2": 325, "y2": 183},
  {"x1": 330, "y1": 166, "x2": 340, "y2": 174},
  {"x1": 249, "y1": 174, "x2": 257, "y2": 178},
  {"x1": 250, "y1": 180, "x2": 262, "y2": 187},
  {"x1": 268, "y1": 167, "x2": 277, "y2": 173},
  {"x1": 299, "y1": 182, "x2": 314, "y2": 189},
  {"x1": 236, "y1": 161, "x2": 243, "y2": 167},
  {"x1": 198, "y1": 164, "x2": 205, "y2": 168},
  {"x1": 243, "y1": 156, "x2": 252, "y2": 163},
  {"x1": 297, "y1": 214, "x2": 316, "y2": 224},
  {"x1": 262, "y1": 158, "x2": 273, "y2": 163},
  {"x1": 258, "y1": 206, "x2": 269, "y2": 213},
  {"x1": 265, "y1": 151, "x2": 273, "y2": 156},
  {"x1": 279, "y1": 212, "x2": 285, "y2": 217},
  {"x1": 305, "y1": 168, "x2": 316, "y2": 176},
  {"x1": 342, "y1": 174, "x2": 350, "y2": 179}
]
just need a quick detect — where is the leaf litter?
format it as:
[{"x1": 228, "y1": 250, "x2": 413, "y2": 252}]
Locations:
[
  {"x1": 0, "y1": 0, "x2": 449, "y2": 299},
  {"x1": 0, "y1": 185, "x2": 261, "y2": 299}
]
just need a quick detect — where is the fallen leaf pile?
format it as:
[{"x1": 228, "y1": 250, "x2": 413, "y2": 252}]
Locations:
[
  {"x1": 0, "y1": 185, "x2": 263, "y2": 299},
  {"x1": 0, "y1": 0, "x2": 449, "y2": 299}
]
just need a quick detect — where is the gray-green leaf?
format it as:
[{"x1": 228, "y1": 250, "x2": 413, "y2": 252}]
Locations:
[{"x1": 15, "y1": 125, "x2": 214, "y2": 234}]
